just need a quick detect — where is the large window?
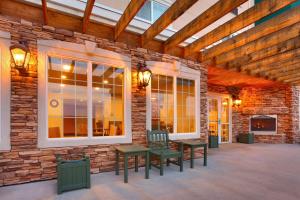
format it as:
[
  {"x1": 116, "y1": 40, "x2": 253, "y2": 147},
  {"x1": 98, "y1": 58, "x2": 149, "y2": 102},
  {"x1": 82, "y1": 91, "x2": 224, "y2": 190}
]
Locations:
[
  {"x1": 136, "y1": 0, "x2": 168, "y2": 23},
  {"x1": 0, "y1": 31, "x2": 10, "y2": 151},
  {"x1": 146, "y1": 62, "x2": 200, "y2": 139},
  {"x1": 38, "y1": 40, "x2": 131, "y2": 147}
]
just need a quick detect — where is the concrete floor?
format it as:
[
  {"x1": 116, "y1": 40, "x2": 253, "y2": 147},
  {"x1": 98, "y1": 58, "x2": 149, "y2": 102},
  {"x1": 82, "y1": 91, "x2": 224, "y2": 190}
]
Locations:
[{"x1": 1, "y1": 143, "x2": 300, "y2": 200}]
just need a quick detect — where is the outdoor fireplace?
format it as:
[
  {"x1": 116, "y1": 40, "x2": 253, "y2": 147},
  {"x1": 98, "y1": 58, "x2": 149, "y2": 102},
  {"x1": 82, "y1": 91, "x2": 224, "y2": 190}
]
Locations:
[{"x1": 250, "y1": 115, "x2": 277, "y2": 134}]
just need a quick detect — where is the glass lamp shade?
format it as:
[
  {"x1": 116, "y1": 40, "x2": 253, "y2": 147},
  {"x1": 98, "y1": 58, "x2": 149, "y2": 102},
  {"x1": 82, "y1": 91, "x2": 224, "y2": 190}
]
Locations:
[
  {"x1": 233, "y1": 99, "x2": 242, "y2": 107},
  {"x1": 10, "y1": 43, "x2": 31, "y2": 68},
  {"x1": 137, "y1": 63, "x2": 152, "y2": 88}
]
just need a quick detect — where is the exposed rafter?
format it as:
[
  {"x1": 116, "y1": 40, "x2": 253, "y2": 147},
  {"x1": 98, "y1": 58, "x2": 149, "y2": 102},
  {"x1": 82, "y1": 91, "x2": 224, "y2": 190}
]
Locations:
[
  {"x1": 184, "y1": 0, "x2": 297, "y2": 57},
  {"x1": 241, "y1": 48, "x2": 300, "y2": 75},
  {"x1": 163, "y1": 0, "x2": 247, "y2": 53},
  {"x1": 114, "y1": 0, "x2": 147, "y2": 41},
  {"x1": 41, "y1": 0, "x2": 48, "y2": 25},
  {"x1": 257, "y1": 57, "x2": 300, "y2": 78},
  {"x1": 201, "y1": 5, "x2": 300, "y2": 62},
  {"x1": 223, "y1": 29, "x2": 300, "y2": 70},
  {"x1": 82, "y1": 0, "x2": 95, "y2": 33},
  {"x1": 141, "y1": 0, "x2": 198, "y2": 47}
]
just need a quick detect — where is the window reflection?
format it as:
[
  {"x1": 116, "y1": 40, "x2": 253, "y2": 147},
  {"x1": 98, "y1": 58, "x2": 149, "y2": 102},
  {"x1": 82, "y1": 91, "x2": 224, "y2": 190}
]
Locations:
[
  {"x1": 92, "y1": 64, "x2": 124, "y2": 136},
  {"x1": 48, "y1": 56, "x2": 88, "y2": 138},
  {"x1": 151, "y1": 74, "x2": 174, "y2": 133},
  {"x1": 177, "y1": 78, "x2": 195, "y2": 133}
]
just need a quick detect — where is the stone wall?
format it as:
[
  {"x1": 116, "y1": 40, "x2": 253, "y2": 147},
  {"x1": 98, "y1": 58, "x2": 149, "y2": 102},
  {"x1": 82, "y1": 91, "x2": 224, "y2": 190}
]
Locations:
[
  {"x1": 0, "y1": 16, "x2": 208, "y2": 186},
  {"x1": 208, "y1": 84, "x2": 300, "y2": 144}
]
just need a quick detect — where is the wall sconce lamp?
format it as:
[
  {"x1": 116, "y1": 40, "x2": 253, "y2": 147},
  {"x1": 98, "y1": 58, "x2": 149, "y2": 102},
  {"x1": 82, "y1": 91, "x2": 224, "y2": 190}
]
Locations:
[
  {"x1": 227, "y1": 86, "x2": 242, "y2": 108},
  {"x1": 137, "y1": 62, "x2": 152, "y2": 89},
  {"x1": 10, "y1": 40, "x2": 31, "y2": 71},
  {"x1": 233, "y1": 98, "x2": 242, "y2": 108}
]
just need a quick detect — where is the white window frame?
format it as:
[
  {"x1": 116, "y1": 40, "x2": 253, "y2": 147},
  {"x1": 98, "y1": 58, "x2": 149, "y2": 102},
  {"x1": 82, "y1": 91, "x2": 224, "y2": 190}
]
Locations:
[
  {"x1": 146, "y1": 61, "x2": 201, "y2": 140},
  {"x1": 38, "y1": 40, "x2": 132, "y2": 148},
  {"x1": 0, "y1": 31, "x2": 11, "y2": 151}
]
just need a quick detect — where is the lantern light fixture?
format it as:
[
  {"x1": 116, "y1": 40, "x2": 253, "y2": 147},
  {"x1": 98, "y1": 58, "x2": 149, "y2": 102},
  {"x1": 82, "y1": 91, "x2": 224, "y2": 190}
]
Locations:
[
  {"x1": 137, "y1": 62, "x2": 152, "y2": 89},
  {"x1": 10, "y1": 40, "x2": 31, "y2": 70},
  {"x1": 233, "y1": 98, "x2": 242, "y2": 108},
  {"x1": 227, "y1": 86, "x2": 242, "y2": 108}
]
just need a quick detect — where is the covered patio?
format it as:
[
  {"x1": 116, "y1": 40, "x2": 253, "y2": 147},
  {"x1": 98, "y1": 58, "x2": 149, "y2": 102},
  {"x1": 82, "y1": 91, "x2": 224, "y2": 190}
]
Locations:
[
  {"x1": 0, "y1": 0, "x2": 300, "y2": 199},
  {"x1": 1, "y1": 143, "x2": 300, "y2": 200}
]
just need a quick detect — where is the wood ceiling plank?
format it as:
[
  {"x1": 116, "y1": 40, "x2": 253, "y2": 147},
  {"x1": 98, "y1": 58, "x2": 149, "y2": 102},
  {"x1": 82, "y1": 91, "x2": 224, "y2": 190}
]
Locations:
[
  {"x1": 141, "y1": 0, "x2": 198, "y2": 47},
  {"x1": 202, "y1": 5, "x2": 300, "y2": 62},
  {"x1": 82, "y1": 0, "x2": 95, "y2": 33},
  {"x1": 184, "y1": 0, "x2": 297, "y2": 57},
  {"x1": 241, "y1": 48, "x2": 300, "y2": 75},
  {"x1": 114, "y1": 0, "x2": 147, "y2": 41},
  {"x1": 247, "y1": 55, "x2": 300, "y2": 76},
  {"x1": 163, "y1": 0, "x2": 247, "y2": 53},
  {"x1": 225, "y1": 34, "x2": 300, "y2": 70}
]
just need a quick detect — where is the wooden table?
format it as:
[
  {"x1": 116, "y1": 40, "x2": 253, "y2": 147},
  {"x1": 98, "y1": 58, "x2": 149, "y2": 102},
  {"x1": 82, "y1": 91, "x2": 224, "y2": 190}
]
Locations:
[
  {"x1": 115, "y1": 145, "x2": 150, "y2": 183},
  {"x1": 173, "y1": 140, "x2": 207, "y2": 168}
]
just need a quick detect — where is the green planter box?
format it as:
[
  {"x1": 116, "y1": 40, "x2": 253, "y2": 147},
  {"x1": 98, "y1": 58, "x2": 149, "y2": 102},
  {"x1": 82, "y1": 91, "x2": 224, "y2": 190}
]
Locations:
[
  {"x1": 209, "y1": 135, "x2": 219, "y2": 148},
  {"x1": 238, "y1": 133, "x2": 254, "y2": 144},
  {"x1": 56, "y1": 155, "x2": 91, "y2": 194}
]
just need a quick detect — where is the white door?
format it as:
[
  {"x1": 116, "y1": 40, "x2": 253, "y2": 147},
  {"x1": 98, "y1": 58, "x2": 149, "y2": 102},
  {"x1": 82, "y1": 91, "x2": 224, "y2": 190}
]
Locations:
[{"x1": 208, "y1": 94, "x2": 232, "y2": 144}]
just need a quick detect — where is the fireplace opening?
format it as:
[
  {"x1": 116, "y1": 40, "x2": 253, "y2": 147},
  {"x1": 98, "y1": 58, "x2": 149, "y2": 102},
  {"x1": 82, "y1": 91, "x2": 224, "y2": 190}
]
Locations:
[{"x1": 250, "y1": 115, "x2": 277, "y2": 133}]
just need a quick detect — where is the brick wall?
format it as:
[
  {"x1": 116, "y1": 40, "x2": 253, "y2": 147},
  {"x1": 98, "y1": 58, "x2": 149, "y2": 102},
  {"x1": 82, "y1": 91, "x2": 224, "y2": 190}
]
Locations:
[
  {"x1": 208, "y1": 84, "x2": 300, "y2": 144},
  {"x1": 0, "y1": 16, "x2": 208, "y2": 186}
]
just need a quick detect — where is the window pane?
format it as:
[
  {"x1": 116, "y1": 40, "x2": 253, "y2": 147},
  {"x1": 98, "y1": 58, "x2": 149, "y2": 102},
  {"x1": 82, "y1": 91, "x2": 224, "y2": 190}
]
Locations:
[
  {"x1": 48, "y1": 56, "x2": 88, "y2": 138},
  {"x1": 92, "y1": 64, "x2": 124, "y2": 137},
  {"x1": 136, "y1": 1, "x2": 151, "y2": 21},
  {"x1": 177, "y1": 78, "x2": 195, "y2": 133},
  {"x1": 151, "y1": 74, "x2": 173, "y2": 132},
  {"x1": 153, "y1": 1, "x2": 168, "y2": 22}
]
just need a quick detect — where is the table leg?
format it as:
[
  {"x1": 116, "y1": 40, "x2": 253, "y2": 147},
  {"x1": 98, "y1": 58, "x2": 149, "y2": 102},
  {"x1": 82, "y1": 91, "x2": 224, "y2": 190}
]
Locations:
[
  {"x1": 204, "y1": 144, "x2": 207, "y2": 166},
  {"x1": 190, "y1": 146, "x2": 194, "y2": 168},
  {"x1": 124, "y1": 154, "x2": 128, "y2": 183},
  {"x1": 145, "y1": 152, "x2": 149, "y2": 179},
  {"x1": 115, "y1": 150, "x2": 119, "y2": 175},
  {"x1": 135, "y1": 155, "x2": 138, "y2": 172}
]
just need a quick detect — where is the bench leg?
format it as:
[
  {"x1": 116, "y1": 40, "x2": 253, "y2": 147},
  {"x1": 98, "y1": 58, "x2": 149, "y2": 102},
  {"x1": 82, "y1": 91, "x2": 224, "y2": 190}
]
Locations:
[
  {"x1": 145, "y1": 152, "x2": 149, "y2": 179},
  {"x1": 190, "y1": 147, "x2": 194, "y2": 168},
  {"x1": 124, "y1": 154, "x2": 128, "y2": 183},
  {"x1": 204, "y1": 145, "x2": 207, "y2": 166},
  {"x1": 115, "y1": 150, "x2": 119, "y2": 175},
  {"x1": 166, "y1": 158, "x2": 170, "y2": 166},
  {"x1": 160, "y1": 157, "x2": 164, "y2": 176},
  {"x1": 135, "y1": 155, "x2": 138, "y2": 172},
  {"x1": 180, "y1": 156, "x2": 183, "y2": 172}
]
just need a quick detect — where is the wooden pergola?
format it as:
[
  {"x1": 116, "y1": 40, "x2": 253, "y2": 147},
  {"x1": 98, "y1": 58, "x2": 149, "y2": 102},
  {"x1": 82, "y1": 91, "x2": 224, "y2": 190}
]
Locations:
[{"x1": 1, "y1": 0, "x2": 300, "y2": 85}]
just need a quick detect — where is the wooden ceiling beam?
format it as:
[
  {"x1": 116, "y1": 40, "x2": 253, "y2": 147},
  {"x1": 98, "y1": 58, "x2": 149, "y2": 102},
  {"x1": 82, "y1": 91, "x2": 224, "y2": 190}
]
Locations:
[
  {"x1": 82, "y1": 0, "x2": 95, "y2": 33},
  {"x1": 163, "y1": 0, "x2": 247, "y2": 53},
  {"x1": 247, "y1": 55, "x2": 300, "y2": 76},
  {"x1": 41, "y1": 0, "x2": 48, "y2": 25},
  {"x1": 241, "y1": 48, "x2": 300, "y2": 75},
  {"x1": 214, "y1": 24, "x2": 300, "y2": 69},
  {"x1": 201, "y1": 5, "x2": 300, "y2": 62},
  {"x1": 114, "y1": 0, "x2": 147, "y2": 41},
  {"x1": 263, "y1": 58, "x2": 300, "y2": 79},
  {"x1": 184, "y1": 0, "x2": 297, "y2": 57},
  {"x1": 1, "y1": 0, "x2": 200, "y2": 61},
  {"x1": 141, "y1": 0, "x2": 198, "y2": 47}
]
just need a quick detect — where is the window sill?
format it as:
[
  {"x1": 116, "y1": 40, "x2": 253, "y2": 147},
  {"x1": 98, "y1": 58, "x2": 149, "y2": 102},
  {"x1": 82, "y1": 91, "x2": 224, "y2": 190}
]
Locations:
[{"x1": 38, "y1": 135, "x2": 132, "y2": 148}]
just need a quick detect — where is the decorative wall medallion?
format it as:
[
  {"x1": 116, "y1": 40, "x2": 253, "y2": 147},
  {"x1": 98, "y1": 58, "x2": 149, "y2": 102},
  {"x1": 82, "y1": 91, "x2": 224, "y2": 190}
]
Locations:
[{"x1": 50, "y1": 99, "x2": 59, "y2": 108}]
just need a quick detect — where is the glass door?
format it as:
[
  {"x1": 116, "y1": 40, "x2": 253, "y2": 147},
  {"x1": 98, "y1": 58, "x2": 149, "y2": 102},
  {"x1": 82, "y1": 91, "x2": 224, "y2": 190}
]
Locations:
[
  {"x1": 208, "y1": 95, "x2": 231, "y2": 144},
  {"x1": 208, "y1": 98, "x2": 219, "y2": 138}
]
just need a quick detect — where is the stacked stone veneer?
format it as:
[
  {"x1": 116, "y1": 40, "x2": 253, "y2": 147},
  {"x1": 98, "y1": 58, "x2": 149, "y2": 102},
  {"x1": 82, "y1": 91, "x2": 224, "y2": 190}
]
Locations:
[
  {"x1": 208, "y1": 84, "x2": 300, "y2": 144},
  {"x1": 0, "y1": 16, "x2": 208, "y2": 186}
]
